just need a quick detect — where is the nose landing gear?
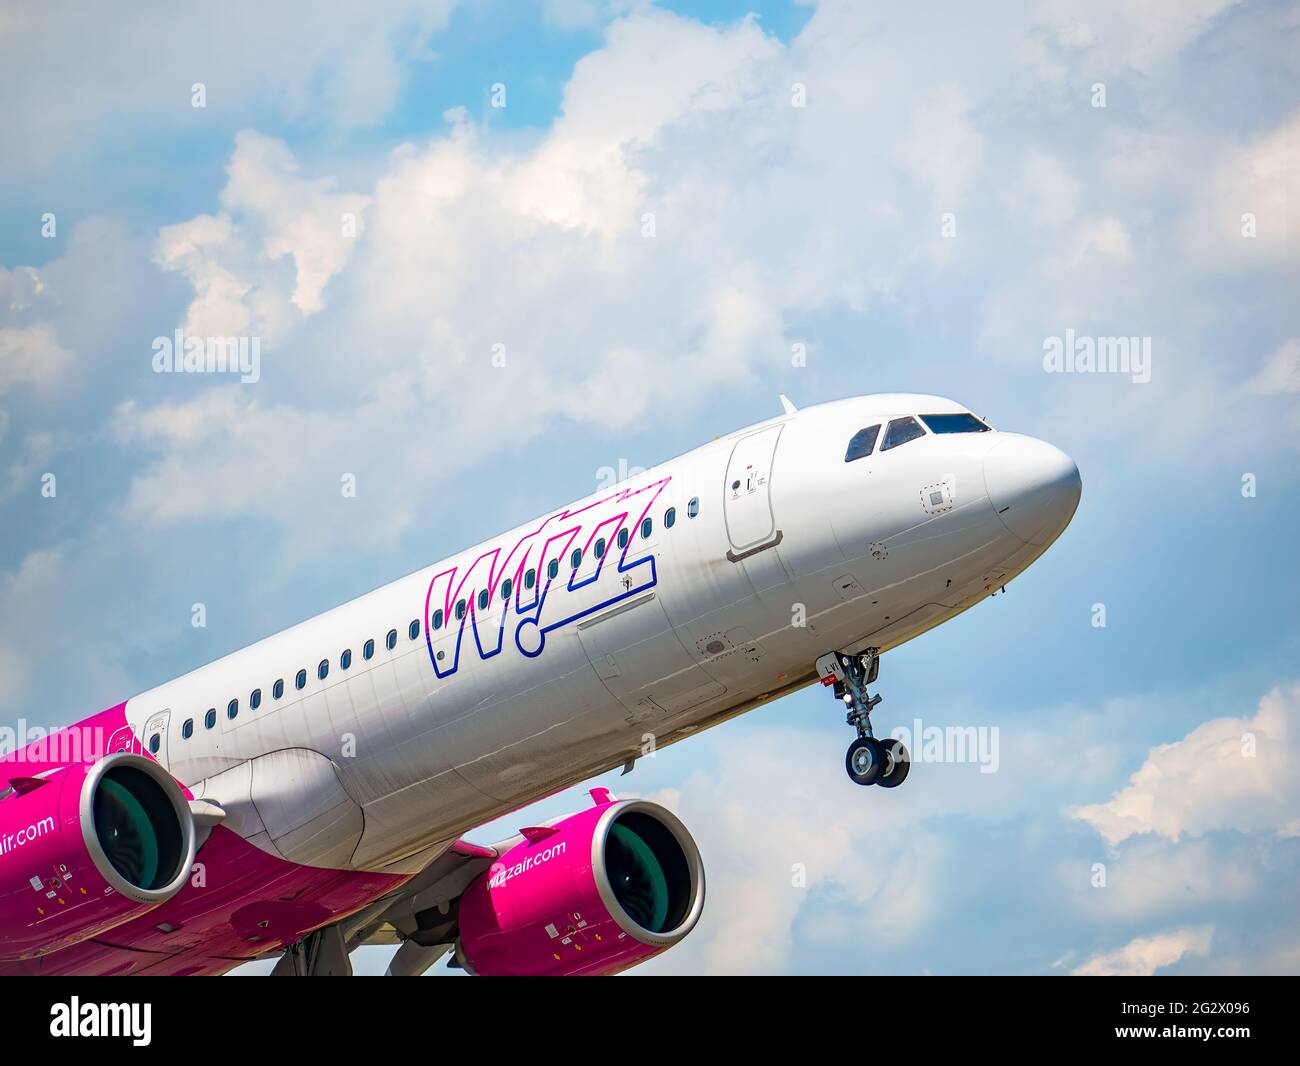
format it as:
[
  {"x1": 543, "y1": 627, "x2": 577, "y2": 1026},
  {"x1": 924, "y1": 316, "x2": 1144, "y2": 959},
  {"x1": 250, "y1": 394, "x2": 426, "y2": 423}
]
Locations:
[{"x1": 816, "y1": 648, "x2": 910, "y2": 788}]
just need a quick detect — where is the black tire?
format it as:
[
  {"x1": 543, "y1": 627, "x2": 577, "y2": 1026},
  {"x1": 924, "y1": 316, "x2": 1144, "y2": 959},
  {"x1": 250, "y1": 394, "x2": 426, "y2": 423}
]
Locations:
[
  {"x1": 845, "y1": 737, "x2": 885, "y2": 786},
  {"x1": 877, "y1": 738, "x2": 911, "y2": 788}
]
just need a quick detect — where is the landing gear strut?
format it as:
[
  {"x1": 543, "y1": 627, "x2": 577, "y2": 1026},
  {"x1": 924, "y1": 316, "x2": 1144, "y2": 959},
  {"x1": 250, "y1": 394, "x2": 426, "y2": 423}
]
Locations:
[{"x1": 816, "y1": 648, "x2": 910, "y2": 788}]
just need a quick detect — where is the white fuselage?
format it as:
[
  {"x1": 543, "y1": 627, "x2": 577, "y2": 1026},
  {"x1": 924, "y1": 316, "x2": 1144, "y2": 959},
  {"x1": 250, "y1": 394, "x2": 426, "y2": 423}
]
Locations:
[{"x1": 119, "y1": 394, "x2": 1081, "y2": 875}]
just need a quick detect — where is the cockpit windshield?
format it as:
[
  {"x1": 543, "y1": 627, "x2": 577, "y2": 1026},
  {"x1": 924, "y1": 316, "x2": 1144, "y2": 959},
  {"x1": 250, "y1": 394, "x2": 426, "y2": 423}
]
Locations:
[
  {"x1": 881, "y1": 416, "x2": 926, "y2": 451},
  {"x1": 920, "y1": 413, "x2": 990, "y2": 434},
  {"x1": 844, "y1": 425, "x2": 881, "y2": 462}
]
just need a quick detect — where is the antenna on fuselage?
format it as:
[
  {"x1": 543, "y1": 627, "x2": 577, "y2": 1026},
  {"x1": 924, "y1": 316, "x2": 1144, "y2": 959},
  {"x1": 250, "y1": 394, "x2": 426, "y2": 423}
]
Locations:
[{"x1": 779, "y1": 394, "x2": 797, "y2": 415}]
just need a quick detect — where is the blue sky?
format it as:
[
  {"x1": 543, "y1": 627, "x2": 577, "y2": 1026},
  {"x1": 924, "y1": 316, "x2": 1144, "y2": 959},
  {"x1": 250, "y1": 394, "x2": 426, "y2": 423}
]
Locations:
[{"x1": 2, "y1": 0, "x2": 1298, "y2": 976}]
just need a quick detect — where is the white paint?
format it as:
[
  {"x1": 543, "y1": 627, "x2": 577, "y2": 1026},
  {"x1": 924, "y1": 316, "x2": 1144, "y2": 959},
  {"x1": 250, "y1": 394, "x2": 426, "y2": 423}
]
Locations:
[{"x1": 125, "y1": 393, "x2": 1080, "y2": 872}]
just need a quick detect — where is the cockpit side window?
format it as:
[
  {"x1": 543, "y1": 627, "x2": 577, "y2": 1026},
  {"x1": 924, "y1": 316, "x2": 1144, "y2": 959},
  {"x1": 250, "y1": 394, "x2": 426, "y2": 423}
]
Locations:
[
  {"x1": 844, "y1": 425, "x2": 881, "y2": 463},
  {"x1": 881, "y1": 416, "x2": 926, "y2": 451},
  {"x1": 920, "y1": 413, "x2": 991, "y2": 434}
]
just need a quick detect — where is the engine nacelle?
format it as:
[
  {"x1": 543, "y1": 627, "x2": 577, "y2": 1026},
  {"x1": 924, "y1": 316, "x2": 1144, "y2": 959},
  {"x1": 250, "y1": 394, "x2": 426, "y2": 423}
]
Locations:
[
  {"x1": 0, "y1": 752, "x2": 197, "y2": 959},
  {"x1": 456, "y1": 793, "x2": 704, "y2": 975}
]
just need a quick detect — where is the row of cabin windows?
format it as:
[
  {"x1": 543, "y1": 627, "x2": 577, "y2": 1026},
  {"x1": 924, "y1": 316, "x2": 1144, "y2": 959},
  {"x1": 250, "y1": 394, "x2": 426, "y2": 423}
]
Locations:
[
  {"x1": 168, "y1": 617, "x2": 428, "y2": 746},
  {"x1": 154, "y1": 497, "x2": 702, "y2": 753},
  {"x1": 427, "y1": 500, "x2": 697, "y2": 632}
]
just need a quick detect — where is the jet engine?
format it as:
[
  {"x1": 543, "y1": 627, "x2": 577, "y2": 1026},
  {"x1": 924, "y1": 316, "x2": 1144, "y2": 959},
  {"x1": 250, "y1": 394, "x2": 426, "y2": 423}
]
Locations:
[
  {"x1": 455, "y1": 792, "x2": 704, "y2": 975},
  {"x1": 0, "y1": 752, "x2": 197, "y2": 959}
]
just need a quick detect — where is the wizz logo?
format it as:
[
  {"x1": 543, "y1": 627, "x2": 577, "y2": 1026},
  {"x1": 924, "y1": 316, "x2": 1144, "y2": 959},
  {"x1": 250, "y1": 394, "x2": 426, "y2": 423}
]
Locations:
[{"x1": 423, "y1": 478, "x2": 670, "y2": 678}]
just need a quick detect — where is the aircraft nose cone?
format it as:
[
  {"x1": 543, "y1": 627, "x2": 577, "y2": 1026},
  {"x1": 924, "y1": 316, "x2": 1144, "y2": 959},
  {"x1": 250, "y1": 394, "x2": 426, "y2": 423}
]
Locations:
[{"x1": 983, "y1": 434, "x2": 1082, "y2": 546}]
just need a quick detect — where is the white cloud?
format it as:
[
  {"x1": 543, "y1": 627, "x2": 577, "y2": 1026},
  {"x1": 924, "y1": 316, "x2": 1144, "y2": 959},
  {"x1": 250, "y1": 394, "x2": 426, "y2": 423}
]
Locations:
[
  {"x1": 1006, "y1": 151, "x2": 1081, "y2": 230},
  {"x1": 1071, "y1": 925, "x2": 1213, "y2": 976},
  {"x1": 1249, "y1": 338, "x2": 1300, "y2": 396},
  {"x1": 75, "y1": 1, "x2": 1296, "y2": 552},
  {"x1": 1070, "y1": 684, "x2": 1300, "y2": 845},
  {"x1": 1060, "y1": 836, "x2": 1258, "y2": 922},
  {"x1": 0, "y1": 324, "x2": 69, "y2": 395},
  {"x1": 1033, "y1": 0, "x2": 1241, "y2": 74},
  {"x1": 155, "y1": 131, "x2": 371, "y2": 341},
  {"x1": 1185, "y1": 109, "x2": 1300, "y2": 265},
  {"x1": 0, "y1": 0, "x2": 1294, "y2": 983},
  {"x1": 0, "y1": 1, "x2": 457, "y2": 176},
  {"x1": 643, "y1": 727, "x2": 944, "y2": 974},
  {"x1": 0, "y1": 217, "x2": 163, "y2": 442}
]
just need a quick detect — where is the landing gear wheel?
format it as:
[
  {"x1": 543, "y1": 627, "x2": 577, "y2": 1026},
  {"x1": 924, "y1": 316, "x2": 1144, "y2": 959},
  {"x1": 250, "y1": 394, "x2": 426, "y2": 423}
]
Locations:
[
  {"x1": 876, "y1": 738, "x2": 911, "y2": 788},
  {"x1": 845, "y1": 737, "x2": 886, "y2": 786}
]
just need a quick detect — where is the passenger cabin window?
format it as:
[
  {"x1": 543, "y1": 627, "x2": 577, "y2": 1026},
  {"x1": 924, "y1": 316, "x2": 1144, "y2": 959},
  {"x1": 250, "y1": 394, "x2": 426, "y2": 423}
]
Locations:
[
  {"x1": 664, "y1": 506, "x2": 676, "y2": 528},
  {"x1": 595, "y1": 538, "x2": 606, "y2": 559},
  {"x1": 570, "y1": 548, "x2": 582, "y2": 569},
  {"x1": 501, "y1": 578, "x2": 513, "y2": 600},
  {"x1": 547, "y1": 559, "x2": 559, "y2": 580},
  {"x1": 296, "y1": 669, "x2": 307, "y2": 690},
  {"x1": 920, "y1": 413, "x2": 991, "y2": 434},
  {"x1": 341, "y1": 649, "x2": 352, "y2": 670},
  {"x1": 149, "y1": 734, "x2": 160, "y2": 754},
  {"x1": 204, "y1": 708, "x2": 216, "y2": 730},
  {"x1": 227, "y1": 699, "x2": 238, "y2": 720},
  {"x1": 273, "y1": 679, "x2": 284, "y2": 699},
  {"x1": 431, "y1": 609, "x2": 443, "y2": 631},
  {"x1": 318, "y1": 659, "x2": 329, "y2": 680},
  {"x1": 640, "y1": 517, "x2": 652, "y2": 539},
  {"x1": 525, "y1": 568, "x2": 536, "y2": 590},
  {"x1": 477, "y1": 590, "x2": 489, "y2": 611},
  {"x1": 182, "y1": 719, "x2": 194, "y2": 739},
  {"x1": 363, "y1": 639, "x2": 375, "y2": 660},
  {"x1": 687, "y1": 497, "x2": 699, "y2": 518},
  {"x1": 617, "y1": 528, "x2": 629, "y2": 549},
  {"x1": 250, "y1": 688, "x2": 261, "y2": 710},
  {"x1": 881, "y1": 416, "x2": 926, "y2": 451},
  {"x1": 409, "y1": 619, "x2": 421, "y2": 639},
  {"x1": 387, "y1": 628, "x2": 398, "y2": 650},
  {"x1": 455, "y1": 600, "x2": 466, "y2": 621},
  {"x1": 844, "y1": 425, "x2": 881, "y2": 462}
]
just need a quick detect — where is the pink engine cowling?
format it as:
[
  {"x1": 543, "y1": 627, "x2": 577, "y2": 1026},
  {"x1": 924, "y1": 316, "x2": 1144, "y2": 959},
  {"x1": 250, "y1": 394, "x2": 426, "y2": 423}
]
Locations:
[
  {"x1": 456, "y1": 792, "x2": 705, "y2": 976},
  {"x1": 0, "y1": 752, "x2": 197, "y2": 959}
]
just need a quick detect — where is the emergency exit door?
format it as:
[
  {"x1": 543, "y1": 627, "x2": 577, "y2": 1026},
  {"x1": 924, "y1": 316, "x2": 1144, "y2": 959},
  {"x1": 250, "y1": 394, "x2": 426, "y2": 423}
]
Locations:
[
  {"x1": 723, "y1": 424, "x2": 783, "y2": 556},
  {"x1": 142, "y1": 708, "x2": 171, "y2": 768}
]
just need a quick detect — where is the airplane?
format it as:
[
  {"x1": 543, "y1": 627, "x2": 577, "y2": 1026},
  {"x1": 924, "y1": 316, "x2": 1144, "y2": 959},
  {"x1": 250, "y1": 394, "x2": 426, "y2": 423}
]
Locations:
[{"x1": 0, "y1": 392, "x2": 1080, "y2": 976}]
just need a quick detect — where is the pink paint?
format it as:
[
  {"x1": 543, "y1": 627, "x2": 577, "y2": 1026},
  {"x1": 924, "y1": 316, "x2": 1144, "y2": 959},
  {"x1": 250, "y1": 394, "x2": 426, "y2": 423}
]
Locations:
[
  {"x1": 457, "y1": 793, "x2": 704, "y2": 976},
  {"x1": 0, "y1": 701, "x2": 407, "y2": 975},
  {"x1": 2, "y1": 821, "x2": 408, "y2": 974},
  {"x1": 0, "y1": 703, "x2": 147, "y2": 779},
  {"x1": 0, "y1": 759, "x2": 159, "y2": 960}
]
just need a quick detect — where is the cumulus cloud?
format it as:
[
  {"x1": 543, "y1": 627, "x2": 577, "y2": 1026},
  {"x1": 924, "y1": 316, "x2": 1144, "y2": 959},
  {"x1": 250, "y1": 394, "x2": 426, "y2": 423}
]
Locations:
[
  {"x1": 1, "y1": 266, "x2": 71, "y2": 402},
  {"x1": 642, "y1": 727, "x2": 944, "y2": 974},
  {"x1": 155, "y1": 131, "x2": 372, "y2": 341},
  {"x1": 0, "y1": 1, "x2": 457, "y2": 177},
  {"x1": 1185, "y1": 109, "x2": 1300, "y2": 265},
  {"x1": 23, "y1": 0, "x2": 1275, "y2": 563},
  {"x1": 1072, "y1": 925, "x2": 1214, "y2": 976},
  {"x1": 0, "y1": 218, "x2": 160, "y2": 446},
  {"x1": 1070, "y1": 685, "x2": 1299, "y2": 845},
  {"x1": 1034, "y1": 0, "x2": 1240, "y2": 74},
  {"x1": 0, "y1": 325, "x2": 69, "y2": 395},
  {"x1": 3, "y1": 0, "x2": 1299, "y2": 978},
  {"x1": 1060, "y1": 835, "x2": 1259, "y2": 923}
]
